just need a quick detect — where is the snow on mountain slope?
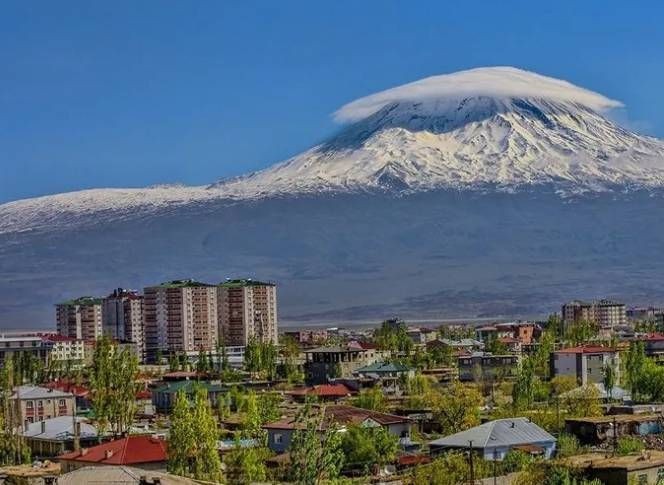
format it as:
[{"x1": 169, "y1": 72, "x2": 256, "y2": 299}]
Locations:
[{"x1": 3, "y1": 66, "x2": 664, "y2": 234}]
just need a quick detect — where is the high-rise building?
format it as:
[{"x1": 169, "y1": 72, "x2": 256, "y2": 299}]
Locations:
[
  {"x1": 217, "y1": 279, "x2": 278, "y2": 346},
  {"x1": 561, "y1": 299, "x2": 626, "y2": 330},
  {"x1": 102, "y1": 288, "x2": 145, "y2": 361},
  {"x1": 56, "y1": 297, "x2": 103, "y2": 341},
  {"x1": 143, "y1": 280, "x2": 218, "y2": 362}
]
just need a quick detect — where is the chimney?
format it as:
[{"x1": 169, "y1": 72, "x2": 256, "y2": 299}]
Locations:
[
  {"x1": 105, "y1": 449, "x2": 114, "y2": 459},
  {"x1": 80, "y1": 447, "x2": 88, "y2": 456},
  {"x1": 74, "y1": 421, "x2": 81, "y2": 451}
]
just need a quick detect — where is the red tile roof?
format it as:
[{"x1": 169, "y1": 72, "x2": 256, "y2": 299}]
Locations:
[
  {"x1": 40, "y1": 334, "x2": 76, "y2": 342},
  {"x1": 59, "y1": 435, "x2": 167, "y2": 465},
  {"x1": 398, "y1": 454, "x2": 431, "y2": 466},
  {"x1": 44, "y1": 381, "x2": 89, "y2": 398},
  {"x1": 135, "y1": 389, "x2": 152, "y2": 400},
  {"x1": 555, "y1": 345, "x2": 616, "y2": 354},
  {"x1": 289, "y1": 384, "x2": 354, "y2": 398}
]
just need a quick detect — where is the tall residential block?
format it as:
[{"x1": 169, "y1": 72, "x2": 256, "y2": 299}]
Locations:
[
  {"x1": 143, "y1": 280, "x2": 218, "y2": 362},
  {"x1": 102, "y1": 288, "x2": 145, "y2": 360},
  {"x1": 56, "y1": 297, "x2": 103, "y2": 341},
  {"x1": 562, "y1": 299, "x2": 626, "y2": 330},
  {"x1": 217, "y1": 279, "x2": 278, "y2": 346}
]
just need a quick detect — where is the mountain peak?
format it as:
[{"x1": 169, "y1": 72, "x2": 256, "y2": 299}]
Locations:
[{"x1": 334, "y1": 67, "x2": 623, "y2": 123}]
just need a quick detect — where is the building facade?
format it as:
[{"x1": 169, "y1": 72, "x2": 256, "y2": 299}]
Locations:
[
  {"x1": 217, "y1": 279, "x2": 278, "y2": 346},
  {"x1": 143, "y1": 280, "x2": 218, "y2": 362},
  {"x1": 0, "y1": 334, "x2": 53, "y2": 367},
  {"x1": 56, "y1": 297, "x2": 103, "y2": 341},
  {"x1": 10, "y1": 386, "x2": 76, "y2": 429},
  {"x1": 41, "y1": 334, "x2": 85, "y2": 364},
  {"x1": 102, "y1": 288, "x2": 145, "y2": 360},
  {"x1": 551, "y1": 346, "x2": 620, "y2": 386},
  {"x1": 562, "y1": 299, "x2": 626, "y2": 330}
]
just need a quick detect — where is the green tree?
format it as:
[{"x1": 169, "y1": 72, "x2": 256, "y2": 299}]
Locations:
[
  {"x1": 602, "y1": 362, "x2": 616, "y2": 402},
  {"x1": 565, "y1": 320, "x2": 598, "y2": 346},
  {"x1": 512, "y1": 357, "x2": 536, "y2": 410},
  {"x1": 225, "y1": 446, "x2": 270, "y2": 484},
  {"x1": 288, "y1": 402, "x2": 344, "y2": 485},
  {"x1": 352, "y1": 386, "x2": 386, "y2": 412},
  {"x1": 374, "y1": 319, "x2": 413, "y2": 354},
  {"x1": 341, "y1": 425, "x2": 398, "y2": 472},
  {"x1": 280, "y1": 335, "x2": 304, "y2": 383},
  {"x1": 89, "y1": 337, "x2": 139, "y2": 435},
  {"x1": 167, "y1": 387, "x2": 224, "y2": 482},
  {"x1": 625, "y1": 341, "x2": 646, "y2": 397},
  {"x1": 432, "y1": 382, "x2": 482, "y2": 434},
  {"x1": 244, "y1": 338, "x2": 277, "y2": 380}
]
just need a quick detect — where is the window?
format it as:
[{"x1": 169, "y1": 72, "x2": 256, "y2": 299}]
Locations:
[
  {"x1": 59, "y1": 399, "x2": 66, "y2": 407},
  {"x1": 26, "y1": 401, "x2": 33, "y2": 409},
  {"x1": 274, "y1": 433, "x2": 283, "y2": 444}
]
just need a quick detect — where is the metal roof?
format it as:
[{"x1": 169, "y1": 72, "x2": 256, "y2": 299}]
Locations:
[
  {"x1": 11, "y1": 385, "x2": 73, "y2": 400},
  {"x1": 20, "y1": 416, "x2": 97, "y2": 441},
  {"x1": 429, "y1": 417, "x2": 556, "y2": 449}
]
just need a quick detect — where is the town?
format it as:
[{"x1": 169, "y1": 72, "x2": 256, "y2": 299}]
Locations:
[{"x1": 1, "y1": 279, "x2": 664, "y2": 485}]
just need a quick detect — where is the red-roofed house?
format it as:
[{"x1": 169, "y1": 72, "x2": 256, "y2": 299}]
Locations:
[
  {"x1": 58, "y1": 435, "x2": 168, "y2": 473},
  {"x1": 288, "y1": 383, "x2": 355, "y2": 402},
  {"x1": 551, "y1": 345, "x2": 620, "y2": 386}
]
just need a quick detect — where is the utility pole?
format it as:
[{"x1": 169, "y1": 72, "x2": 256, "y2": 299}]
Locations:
[
  {"x1": 493, "y1": 448, "x2": 497, "y2": 485},
  {"x1": 613, "y1": 415, "x2": 618, "y2": 456},
  {"x1": 468, "y1": 440, "x2": 475, "y2": 485}
]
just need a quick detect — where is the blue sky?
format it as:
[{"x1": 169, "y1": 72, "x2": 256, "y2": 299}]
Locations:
[{"x1": 2, "y1": 1, "x2": 664, "y2": 203}]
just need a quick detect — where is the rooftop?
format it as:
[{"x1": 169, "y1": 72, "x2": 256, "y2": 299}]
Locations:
[
  {"x1": 289, "y1": 384, "x2": 355, "y2": 398},
  {"x1": 57, "y1": 466, "x2": 198, "y2": 485},
  {"x1": 354, "y1": 361, "x2": 413, "y2": 374},
  {"x1": 57, "y1": 296, "x2": 102, "y2": 306},
  {"x1": 153, "y1": 279, "x2": 214, "y2": 288},
  {"x1": 20, "y1": 416, "x2": 97, "y2": 441},
  {"x1": 429, "y1": 417, "x2": 555, "y2": 449},
  {"x1": 264, "y1": 405, "x2": 410, "y2": 431},
  {"x1": 58, "y1": 435, "x2": 167, "y2": 465},
  {"x1": 555, "y1": 345, "x2": 616, "y2": 354},
  {"x1": 11, "y1": 385, "x2": 73, "y2": 400},
  {"x1": 218, "y1": 278, "x2": 275, "y2": 288},
  {"x1": 564, "y1": 451, "x2": 664, "y2": 471}
]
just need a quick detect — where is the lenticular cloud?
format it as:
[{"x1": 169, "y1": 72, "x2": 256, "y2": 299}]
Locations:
[{"x1": 334, "y1": 66, "x2": 623, "y2": 123}]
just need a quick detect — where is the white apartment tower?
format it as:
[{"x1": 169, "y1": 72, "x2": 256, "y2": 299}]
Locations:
[
  {"x1": 143, "y1": 280, "x2": 218, "y2": 362},
  {"x1": 102, "y1": 288, "x2": 145, "y2": 360},
  {"x1": 217, "y1": 279, "x2": 278, "y2": 346},
  {"x1": 55, "y1": 297, "x2": 103, "y2": 340}
]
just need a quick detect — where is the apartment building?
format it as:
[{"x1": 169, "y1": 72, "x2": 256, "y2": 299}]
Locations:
[
  {"x1": 0, "y1": 334, "x2": 53, "y2": 367},
  {"x1": 143, "y1": 280, "x2": 218, "y2": 362},
  {"x1": 40, "y1": 334, "x2": 85, "y2": 364},
  {"x1": 562, "y1": 299, "x2": 626, "y2": 330},
  {"x1": 56, "y1": 297, "x2": 103, "y2": 341},
  {"x1": 550, "y1": 345, "x2": 620, "y2": 386},
  {"x1": 217, "y1": 279, "x2": 278, "y2": 346},
  {"x1": 10, "y1": 385, "x2": 75, "y2": 428},
  {"x1": 102, "y1": 288, "x2": 145, "y2": 360}
]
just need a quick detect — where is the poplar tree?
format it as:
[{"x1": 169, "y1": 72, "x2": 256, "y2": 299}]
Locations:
[{"x1": 168, "y1": 387, "x2": 223, "y2": 483}]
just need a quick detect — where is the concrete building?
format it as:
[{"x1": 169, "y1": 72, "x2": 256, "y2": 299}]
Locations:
[
  {"x1": 102, "y1": 288, "x2": 145, "y2": 360},
  {"x1": 41, "y1": 334, "x2": 85, "y2": 364},
  {"x1": 458, "y1": 352, "x2": 520, "y2": 382},
  {"x1": 56, "y1": 297, "x2": 103, "y2": 341},
  {"x1": 217, "y1": 279, "x2": 278, "y2": 346},
  {"x1": 304, "y1": 344, "x2": 383, "y2": 385},
  {"x1": 10, "y1": 385, "x2": 76, "y2": 429},
  {"x1": 565, "y1": 450, "x2": 664, "y2": 485},
  {"x1": 562, "y1": 299, "x2": 626, "y2": 330},
  {"x1": 0, "y1": 334, "x2": 53, "y2": 367},
  {"x1": 143, "y1": 280, "x2": 218, "y2": 363},
  {"x1": 551, "y1": 345, "x2": 620, "y2": 386}
]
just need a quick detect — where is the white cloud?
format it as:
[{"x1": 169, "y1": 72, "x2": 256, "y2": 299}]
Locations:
[{"x1": 334, "y1": 66, "x2": 623, "y2": 123}]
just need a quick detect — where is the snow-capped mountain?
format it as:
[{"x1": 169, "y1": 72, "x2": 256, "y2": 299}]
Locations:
[
  {"x1": 3, "y1": 67, "x2": 664, "y2": 235},
  {"x1": 2, "y1": 67, "x2": 664, "y2": 327}
]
